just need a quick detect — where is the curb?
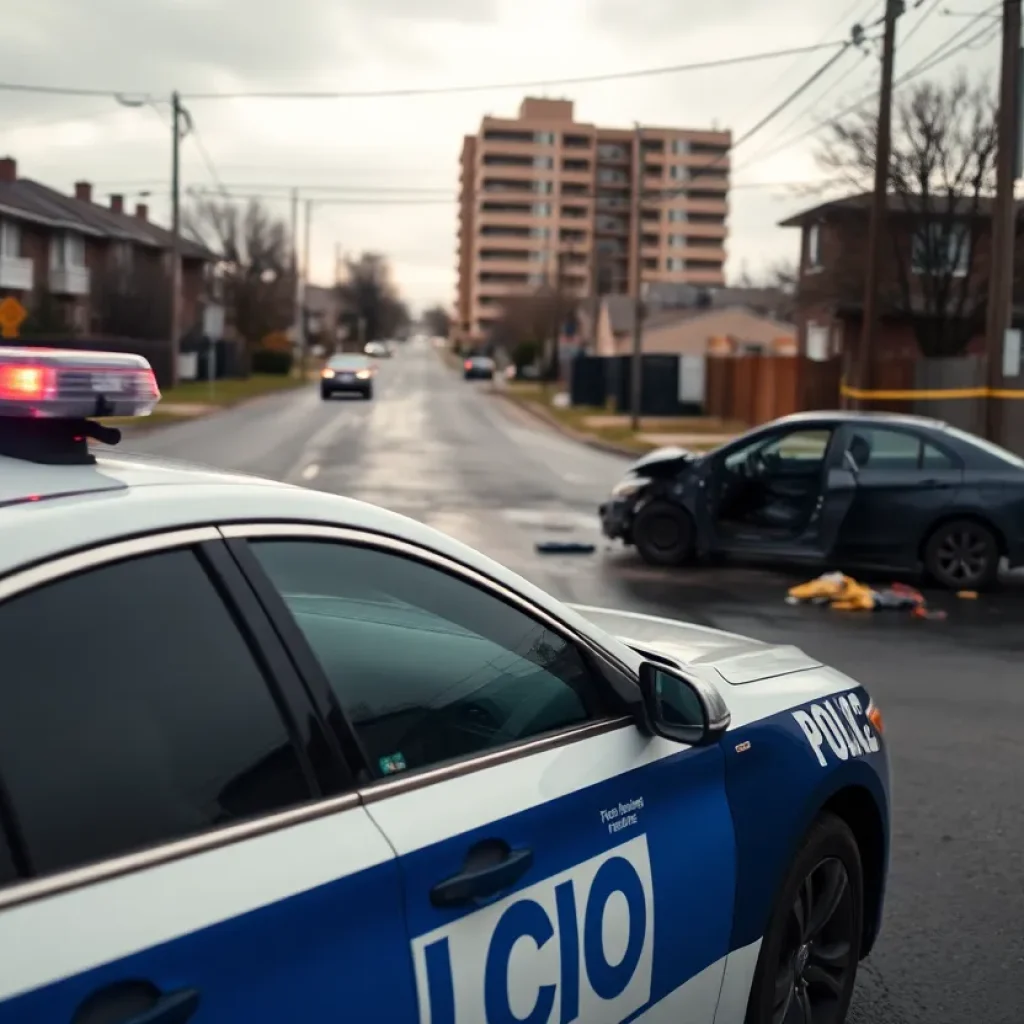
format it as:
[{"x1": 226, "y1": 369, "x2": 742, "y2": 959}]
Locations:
[{"x1": 489, "y1": 389, "x2": 638, "y2": 459}]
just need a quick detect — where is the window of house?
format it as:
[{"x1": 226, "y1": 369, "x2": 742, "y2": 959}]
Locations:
[
  {"x1": 533, "y1": 156, "x2": 554, "y2": 169},
  {"x1": 911, "y1": 222, "x2": 970, "y2": 277},
  {"x1": 669, "y1": 166, "x2": 688, "y2": 181},
  {"x1": 806, "y1": 223, "x2": 822, "y2": 269},
  {"x1": 0, "y1": 220, "x2": 20, "y2": 258},
  {"x1": 530, "y1": 226, "x2": 550, "y2": 238},
  {"x1": 532, "y1": 203, "x2": 551, "y2": 217},
  {"x1": 666, "y1": 258, "x2": 686, "y2": 271},
  {"x1": 534, "y1": 131, "x2": 555, "y2": 145},
  {"x1": 668, "y1": 210, "x2": 688, "y2": 223},
  {"x1": 49, "y1": 232, "x2": 86, "y2": 270},
  {"x1": 249, "y1": 541, "x2": 609, "y2": 775},
  {"x1": 0, "y1": 548, "x2": 313, "y2": 880},
  {"x1": 534, "y1": 180, "x2": 553, "y2": 194},
  {"x1": 670, "y1": 139, "x2": 690, "y2": 156},
  {"x1": 669, "y1": 234, "x2": 687, "y2": 248}
]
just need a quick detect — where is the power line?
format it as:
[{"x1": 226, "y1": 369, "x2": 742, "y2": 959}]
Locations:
[
  {"x1": 733, "y1": 3, "x2": 1001, "y2": 168},
  {"x1": 183, "y1": 178, "x2": 820, "y2": 207},
  {"x1": 0, "y1": 39, "x2": 853, "y2": 103}
]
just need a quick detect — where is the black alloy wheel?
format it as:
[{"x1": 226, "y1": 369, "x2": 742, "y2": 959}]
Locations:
[
  {"x1": 632, "y1": 501, "x2": 695, "y2": 567},
  {"x1": 746, "y1": 815, "x2": 863, "y2": 1024},
  {"x1": 924, "y1": 518, "x2": 999, "y2": 590}
]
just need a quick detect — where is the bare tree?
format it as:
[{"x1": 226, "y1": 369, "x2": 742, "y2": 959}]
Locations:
[
  {"x1": 421, "y1": 304, "x2": 452, "y2": 338},
  {"x1": 334, "y1": 252, "x2": 410, "y2": 345},
  {"x1": 184, "y1": 198, "x2": 295, "y2": 346},
  {"x1": 817, "y1": 73, "x2": 998, "y2": 357}
]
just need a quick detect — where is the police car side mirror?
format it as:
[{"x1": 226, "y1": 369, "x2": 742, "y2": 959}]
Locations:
[{"x1": 637, "y1": 663, "x2": 731, "y2": 747}]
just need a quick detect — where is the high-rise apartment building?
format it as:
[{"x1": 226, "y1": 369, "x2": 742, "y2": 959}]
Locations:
[{"x1": 455, "y1": 97, "x2": 730, "y2": 344}]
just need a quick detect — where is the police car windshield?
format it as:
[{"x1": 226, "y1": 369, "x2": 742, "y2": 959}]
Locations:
[{"x1": 328, "y1": 355, "x2": 370, "y2": 370}]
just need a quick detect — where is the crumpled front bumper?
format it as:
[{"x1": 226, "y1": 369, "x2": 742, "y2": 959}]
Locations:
[{"x1": 599, "y1": 499, "x2": 632, "y2": 541}]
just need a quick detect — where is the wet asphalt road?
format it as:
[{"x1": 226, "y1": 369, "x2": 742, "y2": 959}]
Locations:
[{"x1": 122, "y1": 339, "x2": 1024, "y2": 1023}]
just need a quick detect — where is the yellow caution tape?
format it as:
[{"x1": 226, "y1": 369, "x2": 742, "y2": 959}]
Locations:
[{"x1": 840, "y1": 380, "x2": 1024, "y2": 401}]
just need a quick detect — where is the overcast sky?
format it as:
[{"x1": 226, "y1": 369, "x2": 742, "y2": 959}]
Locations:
[{"x1": 0, "y1": 0, "x2": 999, "y2": 312}]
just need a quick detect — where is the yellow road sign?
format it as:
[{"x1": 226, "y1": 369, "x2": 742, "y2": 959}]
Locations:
[{"x1": 0, "y1": 296, "x2": 27, "y2": 339}]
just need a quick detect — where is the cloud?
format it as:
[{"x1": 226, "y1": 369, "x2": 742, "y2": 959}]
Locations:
[{"x1": 0, "y1": 0, "x2": 1007, "y2": 308}]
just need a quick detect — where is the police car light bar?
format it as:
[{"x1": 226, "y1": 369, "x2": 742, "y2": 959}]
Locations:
[{"x1": 0, "y1": 348, "x2": 160, "y2": 420}]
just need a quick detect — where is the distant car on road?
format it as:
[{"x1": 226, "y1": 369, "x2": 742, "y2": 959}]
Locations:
[
  {"x1": 463, "y1": 355, "x2": 495, "y2": 380},
  {"x1": 600, "y1": 409, "x2": 1024, "y2": 590},
  {"x1": 0, "y1": 346, "x2": 890, "y2": 1024},
  {"x1": 364, "y1": 341, "x2": 391, "y2": 358},
  {"x1": 321, "y1": 353, "x2": 374, "y2": 400}
]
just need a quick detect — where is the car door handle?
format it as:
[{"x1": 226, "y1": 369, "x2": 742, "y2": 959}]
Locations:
[
  {"x1": 430, "y1": 841, "x2": 533, "y2": 908},
  {"x1": 74, "y1": 986, "x2": 200, "y2": 1024}
]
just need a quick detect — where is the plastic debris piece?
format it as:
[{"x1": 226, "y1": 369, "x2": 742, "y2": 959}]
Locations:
[
  {"x1": 956, "y1": 590, "x2": 978, "y2": 600},
  {"x1": 535, "y1": 541, "x2": 596, "y2": 555}
]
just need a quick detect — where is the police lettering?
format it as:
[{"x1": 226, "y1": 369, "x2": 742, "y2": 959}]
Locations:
[
  {"x1": 793, "y1": 692, "x2": 880, "y2": 768},
  {"x1": 414, "y1": 837, "x2": 654, "y2": 1024}
]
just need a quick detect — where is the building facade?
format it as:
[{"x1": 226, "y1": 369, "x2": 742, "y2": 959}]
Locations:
[{"x1": 455, "y1": 97, "x2": 730, "y2": 346}]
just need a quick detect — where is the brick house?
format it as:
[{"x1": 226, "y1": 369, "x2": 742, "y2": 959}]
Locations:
[
  {"x1": 778, "y1": 191, "x2": 1011, "y2": 372},
  {"x1": 0, "y1": 157, "x2": 217, "y2": 349}
]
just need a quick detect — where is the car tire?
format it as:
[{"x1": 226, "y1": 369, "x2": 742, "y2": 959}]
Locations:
[
  {"x1": 320, "y1": 389, "x2": 331, "y2": 401},
  {"x1": 632, "y1": 501, "x2": 695, "y2": 566},
  {"x1": 744, "y1": 813, "x2": 864, "y2": 1024},
  {"x1": 363, "y1": 389, "x2": 373, "y2": 401},
  {"x1": 923, "y1": 518, "x2": 1000, "y2": 590}
]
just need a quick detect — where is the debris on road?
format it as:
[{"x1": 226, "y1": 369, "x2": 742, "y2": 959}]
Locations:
[
  {"x1": 786, "y1": 571, "x2": 946, "y2": 618},
  {"x1": 535, "y1": 541, "x2": 596, "y2": 555}
]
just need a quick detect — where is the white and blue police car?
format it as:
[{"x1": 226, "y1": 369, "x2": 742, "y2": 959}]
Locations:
[{"x1": 0, "y1": 348, "x2": 889, "y2": 1024}]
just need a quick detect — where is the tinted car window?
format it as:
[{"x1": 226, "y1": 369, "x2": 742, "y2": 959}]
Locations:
[
  {"x1": 250, "y1": 540, "x2": 607, "y2": 775},
  {"x1": 0, "y1": 548, "x2": 311, "y2": 879},
  {"x1": 845, "y1": 427, "x2": 922, "y2": 471},
  {"x1": 922, "y1": 443, "x2": 958, "y2": 469}
]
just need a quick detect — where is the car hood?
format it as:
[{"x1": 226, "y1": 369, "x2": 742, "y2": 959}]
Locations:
[
  {"x1": 568, "y1": 604, "x2": 823, "y2": 686},
  {"x1": 628, "y1": 446, "x2": 700, "y2": 479}
]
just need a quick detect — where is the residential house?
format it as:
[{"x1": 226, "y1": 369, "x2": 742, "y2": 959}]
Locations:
[
  {"x1": 0, "y1": 156, "x2": 218, "y2": 377},
  {"x1": 589, "y1": 293, "x2": 795, "y2": 358},
  {"x1": 778, "y1": 191, "x2": 1006, "y2": 370}
]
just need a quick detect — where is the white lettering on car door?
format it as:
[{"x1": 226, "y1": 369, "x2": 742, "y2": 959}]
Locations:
[{"x1": 412, "y1": 834, "x2": 654, "y2": 1024}]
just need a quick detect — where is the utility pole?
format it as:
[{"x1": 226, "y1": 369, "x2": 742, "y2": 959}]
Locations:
[
  {"x1": 630, "y1": 123, "x2": 645, "y2": 431},
  {"x1": 290, "y1": 188, "x2": 302, "y2": 372},
  {"x1": 985, "y1": 0, "x2": 1022, "y2": 444},
  {"x1": 857, "y1": 0, "x2": 903, "y2": 402},
  {"x1": 169, "y1": 91, "x2": 183, "y2": 388},
  {"x1": 549, "y1": 249, "x2": 567, "y2": 382},
  {"x1": 300, "y1": 198, "x2": 313, "y2": 377}
]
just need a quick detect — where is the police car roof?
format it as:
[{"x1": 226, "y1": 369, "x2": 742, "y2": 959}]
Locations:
[
  {"x1": 0, "y1": 450, "x2": 274, "y2": 509},
  {"x1": 0, "y1": 448, "x2": 510, "y2": 590}
]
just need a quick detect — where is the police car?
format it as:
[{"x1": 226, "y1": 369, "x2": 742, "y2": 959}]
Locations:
[{"x1": 0, "y1": 349, "x2": 889, "y2": 1024}]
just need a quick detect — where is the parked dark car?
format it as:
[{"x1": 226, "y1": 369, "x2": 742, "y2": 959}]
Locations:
[
  {"x1": 599, "y1": 410, "x2": 1024, "y2": 590},
  {"x1": 463, "y1": 355, "x2": 495, "y2": 380},
  {"x1": 321, "y1": 354, "x2": 374, "y2": 400}
]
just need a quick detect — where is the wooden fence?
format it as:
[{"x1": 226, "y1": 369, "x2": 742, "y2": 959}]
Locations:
[{"x1": 704, "y1": 354, "x2": 841, "y2": 426}]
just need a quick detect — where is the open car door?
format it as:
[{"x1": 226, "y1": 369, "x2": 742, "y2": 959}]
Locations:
[{"x1": 710, "y1": 423, "x2": 857, "y2": 562}]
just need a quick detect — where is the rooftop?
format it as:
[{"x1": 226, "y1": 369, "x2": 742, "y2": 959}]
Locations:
[{"x1": 778, "y1": 190, "x2": 1003, "y2": 228}]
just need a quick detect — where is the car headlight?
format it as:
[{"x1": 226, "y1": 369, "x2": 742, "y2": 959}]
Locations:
[
  {"x1": 611, "y1": 476, "x2": 651, "y2": 499},
  {"x1": 355, "y1": 369, "x2": 372, "y2": 380}
]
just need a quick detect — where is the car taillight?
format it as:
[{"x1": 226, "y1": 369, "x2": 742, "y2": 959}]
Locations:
[{"x1": 464, "y1": 360, "x2": 472, "y2": 370}]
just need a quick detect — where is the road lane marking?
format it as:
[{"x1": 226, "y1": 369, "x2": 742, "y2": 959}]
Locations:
[{"x1": 301, "y1": 463, "x2": 320, "y2": 481}]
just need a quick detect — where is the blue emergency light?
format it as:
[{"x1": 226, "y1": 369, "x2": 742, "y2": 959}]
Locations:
[{"x1": 0, "y1": 347, "x2": 161, "y2": 465}]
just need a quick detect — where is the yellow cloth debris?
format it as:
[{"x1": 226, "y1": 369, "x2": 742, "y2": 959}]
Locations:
[{"x1": 787, "y1": 572, "x2": 877, "y2": 611}]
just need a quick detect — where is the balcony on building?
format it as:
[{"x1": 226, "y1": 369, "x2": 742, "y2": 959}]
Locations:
[
  {"x1": 0, "y1": 220, "x2": 32, "y2": 290},
  {"x1": 0, "y1": 254, "x2": 33, "y2": 291}
]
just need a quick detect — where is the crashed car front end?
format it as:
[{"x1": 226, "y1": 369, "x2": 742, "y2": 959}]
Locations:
[{"x1": 599, "y1": 446, "x2": 699, "y2": 543}]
